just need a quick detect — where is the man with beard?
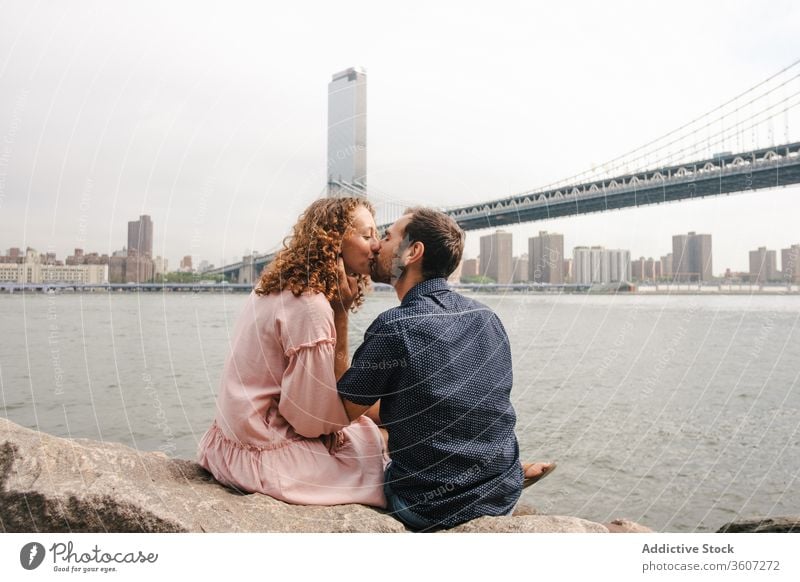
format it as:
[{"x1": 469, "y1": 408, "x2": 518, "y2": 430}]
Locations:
[{"x1": 335, "y1": 207, "x2": 554, "y2": 531}]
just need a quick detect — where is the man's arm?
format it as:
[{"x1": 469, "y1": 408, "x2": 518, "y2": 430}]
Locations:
[
  {"x1": 337, "y1": 317, "x2": 400, "y2": 423},
  {"x1": 342, "y1": 398, "x2": 370, "y2": 422},
  {"x1": 333, "y1": 308, "x2": 374, "y2": 421}
]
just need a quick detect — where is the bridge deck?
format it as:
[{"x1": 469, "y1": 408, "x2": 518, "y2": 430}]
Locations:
[{"x1": 209, "y1": 143, "x2": 800, "y2": 278}]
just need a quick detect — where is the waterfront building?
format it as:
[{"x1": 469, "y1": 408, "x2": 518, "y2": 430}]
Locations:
[
  {"x1": 631, "y1": 257, "x2": 645, "y2": 281},
  {"x1": 608, "y1": 249, "x2": 631, "y2": 283},
  {"x1": 66, "y1": 248, "x2": 84, "y2": 265},
  {"x1": 327, "y1": 67, "x2": 367, "y2": 197},
  {"x1": 479, "y1": 230, "x2": 513, "y2": 284},
  {"x1": 128, "y1": 256, "x2": 153, "y2": 283},
  {"x1": 461, "y1": 258, "x2": 479, "y2": 278},
  {"x1": 781, "y1": 244, "x2": 800, "y2": 284},
  {"x1": 660, "y1": 253, "x2": 673, "y2": 279},
  {"x1": 127, "y1": 215, "x2": 153, "y2": 258},
  {"x1": 749, "y1": 247, "x2": 778, "y2": 283},
  {"x1": 672, "y1": 232, "x2": 712, "y2": 282},
  {"x1": 632, "y1": 257, "x2": 661, "y2": 282},
  {"x1": 512, "y1": 254, "x2": 529, "y2": 283},
  {"x1": 109, "y1": 247, "x2": 154, "y2": 283},
  {"x1": 66, "y1": 249, "x2": 109, "y2": 266},
  {"x1": 573, "y1": 247, "x2": 591, "y2": 284},
  {"x1": 647, "y1": 258, "x2": 662, "y2": 280},
  {"x1": 573, "y1": 246, "x2": 607, "y2": 284},
  {"x1": 0, "y1": 248, "x2": 107, "y2": 284},
  {"x1": 154, "y1": 256, "x2": 169, "y2": 277},
  {"x1": 180, "y1": 255, "x2": 193, "y2": 272},
  {"x1": 0, "y1": 248, "x2": 24, "y2": 264},
  {"x1": 40, "y1": 264, "x2": 108, "y2": 284},
  {"x1": 109, "y1": 256, "x2": 125, "y2": 283},
  {"x1": 528, "y1": 231, "x2": 564, "y2": 284},
  {"x1": 573, "y1": 246, "x2": 630, "y2": 285}
]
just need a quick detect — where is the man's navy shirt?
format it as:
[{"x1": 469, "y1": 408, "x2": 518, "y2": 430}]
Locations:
[{"x1": 338, "y1": 278, "x2": 523, "y2": 528}]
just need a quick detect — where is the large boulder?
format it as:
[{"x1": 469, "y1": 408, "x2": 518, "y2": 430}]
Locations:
[
  {"x1": 448, "y1": 515, "x2": 608, "y2": 533},
  {"x1": 717, "y1": 517, "x2": 800, "y2": 533},
  {"x1": 0, "y1": 417, "x2": 637, "y2": 533}
]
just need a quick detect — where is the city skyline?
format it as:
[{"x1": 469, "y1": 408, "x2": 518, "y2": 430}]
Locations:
[
  {"x1": 5, "y1": 219, "x2": 800, "y2": 280},
  {"x1": 462, "y1": 229, "x2": 800, "y2": 279},
  {"x1": 1, "y1": 2, "x2": 799, "y2": 272}
]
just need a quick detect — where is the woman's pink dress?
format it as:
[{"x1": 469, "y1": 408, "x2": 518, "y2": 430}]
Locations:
[{"x1": 197, "y1": 289, "x2": 387, "y2": 507}]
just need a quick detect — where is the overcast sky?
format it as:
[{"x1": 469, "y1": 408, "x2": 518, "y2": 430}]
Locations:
[{"x1": 1, "y1": 0, "x2": 799, "y2": 273}]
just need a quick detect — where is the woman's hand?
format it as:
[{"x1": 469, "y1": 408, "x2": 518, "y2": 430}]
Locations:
[
  {"x1": 331, "y1": 256, "x2": 358, "y2": 313},
  {"x1": 322, "y1": 430, "x2": 347, "y2": 454},
  {"x1": 331, "y1": 257, "x2": 356, "y2": 380}
]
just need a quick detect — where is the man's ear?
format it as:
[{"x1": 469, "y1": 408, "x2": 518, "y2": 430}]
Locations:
[{"x1": 406, "y1": 241, "x2": 424, "y2": 266}]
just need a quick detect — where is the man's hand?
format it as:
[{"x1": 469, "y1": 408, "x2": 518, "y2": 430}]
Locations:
[{"x1": 330, "y1": 257, "x2": 358, "y2": 314}]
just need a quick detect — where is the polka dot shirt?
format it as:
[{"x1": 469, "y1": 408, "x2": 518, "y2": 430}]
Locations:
[{"x1": 338, "y1": 278, "x2": 523, "y2": 528}]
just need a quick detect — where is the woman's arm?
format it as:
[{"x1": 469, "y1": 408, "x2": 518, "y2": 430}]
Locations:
[{"x1": 333, "y1": 309, "x2": 349, "y2": 380}]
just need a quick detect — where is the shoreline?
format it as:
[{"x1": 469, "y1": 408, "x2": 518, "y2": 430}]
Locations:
[{"x1": 1, "y1": 285, "x2": 799, "y2": 296}]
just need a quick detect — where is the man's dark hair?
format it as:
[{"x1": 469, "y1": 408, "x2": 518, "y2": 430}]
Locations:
[{"x1": 402, "y1": 207, "x2": 465, "y2": 279}]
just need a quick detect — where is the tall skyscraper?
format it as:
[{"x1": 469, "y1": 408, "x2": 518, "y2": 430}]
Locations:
[
  {"x1": 672, "y1": 232, "x2": 712, "y2": 282},
  {"x1": 127, "y1": 215, "x2": 153, "y2": 258},
  {"x1": 479, "y1": 230, "x2": 513, "y2": 284},
  {"x1": 749, "y1": 247, "x2": 778, "y2": 283},
  {"x1": 781, "y1": 244, "x2": 800, "y2": 283},
  {"x1": 327, "y1": 67, "x2": 367, "y2": 197},
  {"x1": 528, "y1": 231, "x2": 564, "y2": 284}
]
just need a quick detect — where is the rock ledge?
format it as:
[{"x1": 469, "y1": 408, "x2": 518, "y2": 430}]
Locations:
[{"x1": 1, "y1": 418, "x2": 648, "y2": 533}]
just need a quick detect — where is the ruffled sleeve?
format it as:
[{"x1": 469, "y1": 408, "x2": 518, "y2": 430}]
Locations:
[{"x1": 276, "y1": 294, "x2": 351, "y2": 438}]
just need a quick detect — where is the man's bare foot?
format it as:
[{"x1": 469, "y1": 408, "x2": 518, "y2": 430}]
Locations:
[{"x1": 522, "y1": 461, "x2": 556, "y2": 488}]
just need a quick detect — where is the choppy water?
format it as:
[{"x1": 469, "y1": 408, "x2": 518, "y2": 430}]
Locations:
[{"x1": 1, "y1": 291, "x2": 798, "y2": 532}]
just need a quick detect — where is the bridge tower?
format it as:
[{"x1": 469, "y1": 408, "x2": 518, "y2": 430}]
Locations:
[
  {"x1": 327, "y1": 67, "x2": 367, "y2": 198},
  {"x1": 238, "y1": 253, "x2": 256, "y2": 285}
]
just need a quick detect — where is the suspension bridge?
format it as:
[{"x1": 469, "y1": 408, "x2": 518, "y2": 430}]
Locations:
[{"x1": 207, "y1": 60, "x2": 800, "y2": 283}]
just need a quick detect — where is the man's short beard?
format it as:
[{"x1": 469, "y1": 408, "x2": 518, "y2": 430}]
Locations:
[
  {"x1": 370, "y1": 260, "x2": 391, "y2": 284},
  {"x1": 389, "y1": 235, "x2": 412, "y2": 286}
]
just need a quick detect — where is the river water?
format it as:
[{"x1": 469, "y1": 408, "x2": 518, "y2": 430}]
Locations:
[{"x1": 1, "y1": 291, "x2": 798, "y2": 532}]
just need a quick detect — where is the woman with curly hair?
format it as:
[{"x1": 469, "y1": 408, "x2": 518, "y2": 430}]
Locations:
[{"x1": 197, "y1": 197, "x2": 387, "y2": 507}]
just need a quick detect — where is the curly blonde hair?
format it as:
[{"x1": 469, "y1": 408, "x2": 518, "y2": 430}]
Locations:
[{"x1": 255, "y1": 197, "x2": 374, "y2": 310}]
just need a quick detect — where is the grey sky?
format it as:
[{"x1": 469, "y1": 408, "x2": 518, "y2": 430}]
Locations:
[{"x1": 1, "y1": 0, "x2": 799, "y2": 272}]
